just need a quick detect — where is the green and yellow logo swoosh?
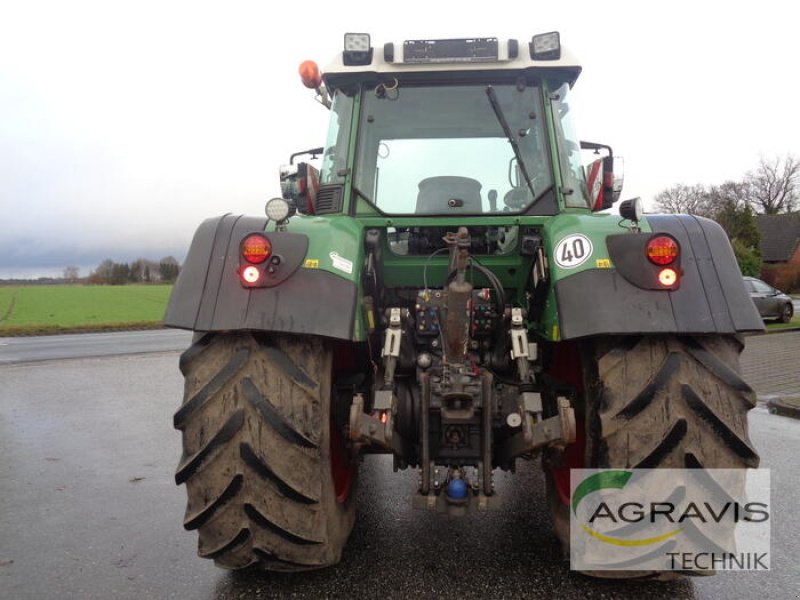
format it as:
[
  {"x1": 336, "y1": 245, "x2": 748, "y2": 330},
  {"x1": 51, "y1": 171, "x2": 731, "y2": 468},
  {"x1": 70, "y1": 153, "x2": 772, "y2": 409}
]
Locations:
[{"x1": 573, "y1": 470, "x2": 683, "y2": 546}]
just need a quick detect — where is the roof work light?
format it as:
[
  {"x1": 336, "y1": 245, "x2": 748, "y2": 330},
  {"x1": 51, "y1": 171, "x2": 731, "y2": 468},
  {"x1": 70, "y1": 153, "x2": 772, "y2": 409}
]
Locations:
[
  {"x1": 530, "y1": 31, "x2": 561, "y2": 60},
  {"x1": 343, "y1": 33, "x2": 373, "y2": 66}
]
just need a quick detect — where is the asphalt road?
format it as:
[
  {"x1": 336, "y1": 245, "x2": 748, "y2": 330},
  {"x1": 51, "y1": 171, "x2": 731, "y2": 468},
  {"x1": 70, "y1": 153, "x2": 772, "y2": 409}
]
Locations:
[
  {"x1": 0, "y1": 329, "x2": 193, "y2": 364},
  {"x1": 1, "y1": 333, "x2": 797, "y2": 599}
]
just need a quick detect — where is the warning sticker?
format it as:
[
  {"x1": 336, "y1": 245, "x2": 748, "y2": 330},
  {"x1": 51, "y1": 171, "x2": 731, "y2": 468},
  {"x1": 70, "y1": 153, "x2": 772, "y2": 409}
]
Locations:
[
  {"x1": 303, "y1": 259, "x2": 320, "y2": 269},
  {"x1": 595, "y1": 258, "x2": 611, "y2": 269},
  {"x1": 329, "y1": 252, "x2": 353, "y2": 275}
]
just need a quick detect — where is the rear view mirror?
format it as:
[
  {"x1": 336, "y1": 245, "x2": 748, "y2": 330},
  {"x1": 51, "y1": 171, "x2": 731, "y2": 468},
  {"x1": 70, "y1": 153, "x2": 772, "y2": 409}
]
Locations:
[
  {"x1": 279, "y1": 161, "x2": 320, "y2": 215},
  {"x1": 585, "y1": 158, "x2": 604, "y2": 211},
  {"x1": 581, "y1": 141, "x2": 623, "y2": 211}
]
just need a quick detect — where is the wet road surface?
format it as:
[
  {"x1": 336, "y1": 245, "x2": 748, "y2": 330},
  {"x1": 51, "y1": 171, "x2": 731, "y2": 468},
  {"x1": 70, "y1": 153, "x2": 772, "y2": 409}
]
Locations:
[
  {"x1": 0, "y1": 345, "x2": 797, "y2": 599},
  {"x1": 0, "y1": 330, "x2": 192, "y2": 364}
]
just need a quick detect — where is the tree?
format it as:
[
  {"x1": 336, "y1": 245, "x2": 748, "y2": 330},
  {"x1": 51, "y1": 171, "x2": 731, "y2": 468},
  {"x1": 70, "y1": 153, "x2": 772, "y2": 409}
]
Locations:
[
  {"x1": 142, "y1": 259, "x2": 159, "y2": 282},
  {"x1": 62, "y1": 266, "x2": 79, "y2": 282},
  {"x1": 129, "y1": 259, "x2": 144, "y2": 283},
  {"x1": 730, "y1": 239, "x2": 761, "y2": 277},
  {"x1": 90, "y1": 259, "x2": 116, "y2": 285},
  {"x1": 713, "y1": 200, "x2": 760, "y2": 249},
  {"x1": 110, "y1": 262, "x2": 130, "y2": 285},
  {"x1": 653, "y1": 183, "x2": 711, "y2": 216},
  {"x1": 704, "y1": 180, "x2": 750, "y2": 211},
  {"x1": 159, "y1": 256, "x2": 180, "y2": 283},
  {"x1": 88, "y1": 257, "x2": 174, "y2": 285},
  {"x1": 745, "y1": 154, "x2": 799, "y2": 214},
  {"x1": 714, "y1": 203, "x2": 761, "y2": 276}
]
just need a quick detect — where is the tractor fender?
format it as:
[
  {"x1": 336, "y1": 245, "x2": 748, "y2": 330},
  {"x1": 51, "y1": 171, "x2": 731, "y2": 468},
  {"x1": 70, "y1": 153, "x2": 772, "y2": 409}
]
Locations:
[
  {"x1": 554, "y1": 214, "x2": 764, "y2": 340},
  {"x1": 164, "y1": 214, "x2": 357, "y2": 340}
]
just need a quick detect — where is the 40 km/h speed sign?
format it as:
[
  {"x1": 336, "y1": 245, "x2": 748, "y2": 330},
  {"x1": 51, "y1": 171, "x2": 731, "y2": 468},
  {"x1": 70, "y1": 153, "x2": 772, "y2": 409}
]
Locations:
[{"x1": 554, "y1": 234, "x2": 593, "y2": 269}]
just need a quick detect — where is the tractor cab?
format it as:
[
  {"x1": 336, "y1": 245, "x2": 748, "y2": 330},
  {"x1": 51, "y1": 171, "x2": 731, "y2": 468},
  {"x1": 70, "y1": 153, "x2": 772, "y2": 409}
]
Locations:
[{"x1": 285, "y1": 33, "x2": 620, "y2": 224}]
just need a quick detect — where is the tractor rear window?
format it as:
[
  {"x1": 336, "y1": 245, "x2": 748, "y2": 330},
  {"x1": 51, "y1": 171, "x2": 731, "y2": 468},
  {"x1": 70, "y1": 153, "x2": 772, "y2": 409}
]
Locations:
[{"x1": 353, "y1": 83, "x2": 552, "y2": 215}]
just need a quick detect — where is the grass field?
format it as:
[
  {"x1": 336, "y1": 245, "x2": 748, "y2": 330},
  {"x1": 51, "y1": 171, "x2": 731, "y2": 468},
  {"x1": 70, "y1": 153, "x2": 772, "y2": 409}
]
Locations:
[{"x1": 0, "y1": 285, "x2": 172, "y2": 335}]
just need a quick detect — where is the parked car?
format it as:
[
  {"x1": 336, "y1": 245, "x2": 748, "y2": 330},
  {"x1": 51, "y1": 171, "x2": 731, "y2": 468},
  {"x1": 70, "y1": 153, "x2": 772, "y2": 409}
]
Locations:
[{"x1": 743, "y1": 276, "x2": 794, "y2": 323}]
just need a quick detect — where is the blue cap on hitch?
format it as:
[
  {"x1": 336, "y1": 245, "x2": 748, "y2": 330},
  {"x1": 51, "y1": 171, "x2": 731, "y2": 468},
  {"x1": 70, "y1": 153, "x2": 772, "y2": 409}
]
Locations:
[{"x1": 446, "y1": 478, "x2": 469, "y2": 500}]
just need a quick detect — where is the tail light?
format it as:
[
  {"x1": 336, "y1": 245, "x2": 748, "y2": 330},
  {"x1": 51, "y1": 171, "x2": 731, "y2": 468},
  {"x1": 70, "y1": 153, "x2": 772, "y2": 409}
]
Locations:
[
  {"x1": 646, "y1": 235, "x2": 679, "y2": 266},
  {"x1": 658, "y1": 268, "x2": 678, "y2": 287},
  {"x1": 241, "y1": 234, "x2": 272, "y2": 264},
  {"x1": 646, "y1": 235, "x2": 680, "y2": 288},
  {"x1": 241, "y1": 265, "x2": 261, "y2": 284},
  {"x1": 239, "y1": 233, "x2": 272, "y2": 287},
  {"x1": 607, "y1": 232, "x2": 682, "y2": 291}
]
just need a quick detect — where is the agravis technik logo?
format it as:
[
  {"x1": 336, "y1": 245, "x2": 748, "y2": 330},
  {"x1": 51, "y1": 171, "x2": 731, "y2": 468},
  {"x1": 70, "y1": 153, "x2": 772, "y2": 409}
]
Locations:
[{"x1": 569, "y1": 469, "x2": 771, "y2": 571}]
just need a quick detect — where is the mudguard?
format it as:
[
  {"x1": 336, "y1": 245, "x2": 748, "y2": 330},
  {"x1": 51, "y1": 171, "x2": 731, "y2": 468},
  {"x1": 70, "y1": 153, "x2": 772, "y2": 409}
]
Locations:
[
  {"x1": 164, "y1": 214, "x2": 357, "y2": 340},
  {"x1": 554, "y1": 214, "x2": 764, "y2": 339}
]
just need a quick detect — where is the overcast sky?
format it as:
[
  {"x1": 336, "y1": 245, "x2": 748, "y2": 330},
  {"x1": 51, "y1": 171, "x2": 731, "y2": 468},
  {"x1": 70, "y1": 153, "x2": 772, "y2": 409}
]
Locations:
[{"x1": 1, "y1": 0, "x2": 798, "y2": 278}]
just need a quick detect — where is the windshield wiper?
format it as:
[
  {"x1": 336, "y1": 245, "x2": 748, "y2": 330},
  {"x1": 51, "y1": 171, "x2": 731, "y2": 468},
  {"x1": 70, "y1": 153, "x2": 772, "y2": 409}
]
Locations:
[{"x1": 485, "y1": 86, "x2": 537, "y2": 202}]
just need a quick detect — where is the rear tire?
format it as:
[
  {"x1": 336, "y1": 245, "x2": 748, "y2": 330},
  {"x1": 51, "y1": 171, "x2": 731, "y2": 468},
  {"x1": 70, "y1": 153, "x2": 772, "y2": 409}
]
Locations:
[
  {"x1": 174, "y1": 332, "x2": 356, "y2": 571},
  {"x1": 546, "y1": 335, "x2": 759, "y2": 578},
  {"x1": 588, "y1": 335, "x2": 759, "y2": 471}
]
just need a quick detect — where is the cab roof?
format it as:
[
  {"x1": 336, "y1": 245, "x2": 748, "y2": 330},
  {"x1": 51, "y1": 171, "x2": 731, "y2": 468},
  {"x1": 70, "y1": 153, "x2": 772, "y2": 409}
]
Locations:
[{"x1": 322, "y1": 35, "x2": 582, "y2": 90}]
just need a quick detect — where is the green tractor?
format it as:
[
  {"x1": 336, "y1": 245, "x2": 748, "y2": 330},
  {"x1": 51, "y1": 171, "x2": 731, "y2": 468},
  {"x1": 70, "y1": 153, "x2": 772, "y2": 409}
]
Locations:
[{"x1": 165, "y1": 32, "x2": 763, "y2": 574}]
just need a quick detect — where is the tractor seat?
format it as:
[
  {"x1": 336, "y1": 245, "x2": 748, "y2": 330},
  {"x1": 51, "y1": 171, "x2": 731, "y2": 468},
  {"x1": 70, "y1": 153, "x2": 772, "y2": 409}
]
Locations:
[{"x1": 415, "y1": 176, "x2": 482, "y2": 214}]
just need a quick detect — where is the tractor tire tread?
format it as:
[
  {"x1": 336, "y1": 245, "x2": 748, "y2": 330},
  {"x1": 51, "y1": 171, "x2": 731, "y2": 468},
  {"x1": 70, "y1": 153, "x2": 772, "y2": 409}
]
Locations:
[{"x1": 174, "y1": 333, "x2": 355, "y2": 571}]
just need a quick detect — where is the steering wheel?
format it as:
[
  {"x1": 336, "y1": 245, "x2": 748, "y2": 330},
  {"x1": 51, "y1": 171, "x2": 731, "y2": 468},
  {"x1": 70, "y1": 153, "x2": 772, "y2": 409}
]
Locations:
[{"x1": 504, "y1": 186, "x2": 531, "y2": 209}]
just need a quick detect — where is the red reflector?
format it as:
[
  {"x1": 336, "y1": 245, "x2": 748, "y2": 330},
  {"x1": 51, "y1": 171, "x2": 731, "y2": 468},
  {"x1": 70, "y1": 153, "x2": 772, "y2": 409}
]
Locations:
[
  {"x1": 242, "y1": 234, "x2": 271, "y2": 264},
  {"x1": 658, "y1": 268, "x2": 678, "y2": 287},
  {"x1": 646, "y1": 235, "x2": 679, "y2": 265},
  {"x1": 241, "y1": 265, "x2": 261, "y2": 284}
]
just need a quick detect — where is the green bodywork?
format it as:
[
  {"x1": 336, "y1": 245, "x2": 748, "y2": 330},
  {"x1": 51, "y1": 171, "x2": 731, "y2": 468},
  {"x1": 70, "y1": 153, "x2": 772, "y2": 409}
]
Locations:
[{"x1": 278, "y1": 212, "x2": 653, "y2": 343}]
